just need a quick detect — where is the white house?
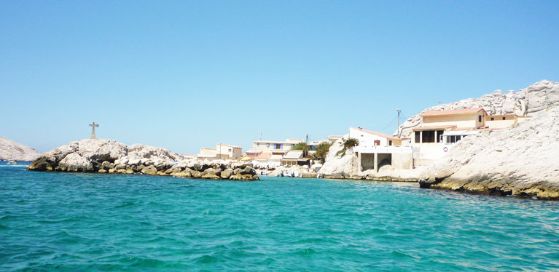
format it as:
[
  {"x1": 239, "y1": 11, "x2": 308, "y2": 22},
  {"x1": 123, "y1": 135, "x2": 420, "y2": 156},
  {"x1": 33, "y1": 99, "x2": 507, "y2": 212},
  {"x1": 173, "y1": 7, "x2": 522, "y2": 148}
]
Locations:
[
  {"x1": 347, "y1": 127, "x2": 413, "y2": 173},
  {"x1": 349, "y1": 127, "x2": 402, "y2": 147},
  {"x1": 412, "y1": 108, "x2": 519, "y2": 165},
  {"x1": 197, "y1": 144, "x2": 243, "y2": 160},
  {"x1": 246, "y1": 139, "x2": 302, "y2": 161}
]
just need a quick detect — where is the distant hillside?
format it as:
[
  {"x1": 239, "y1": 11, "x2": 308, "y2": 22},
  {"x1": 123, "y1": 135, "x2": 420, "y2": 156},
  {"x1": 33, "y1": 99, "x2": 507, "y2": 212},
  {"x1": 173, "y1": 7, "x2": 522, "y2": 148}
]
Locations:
[{"x1": 0, "y1": 137, "x2": 41, "y2": 161}]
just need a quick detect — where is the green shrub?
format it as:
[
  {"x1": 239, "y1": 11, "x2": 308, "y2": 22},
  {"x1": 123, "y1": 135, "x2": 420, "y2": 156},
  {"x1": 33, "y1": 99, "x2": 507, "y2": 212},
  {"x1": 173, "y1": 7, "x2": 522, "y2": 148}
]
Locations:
[
  {"x1": 336, "y1": 138, "x2": 359, "y2": 157},
  {"x1": 313, "y1": 142, "x2": 332, "y2": 163}
]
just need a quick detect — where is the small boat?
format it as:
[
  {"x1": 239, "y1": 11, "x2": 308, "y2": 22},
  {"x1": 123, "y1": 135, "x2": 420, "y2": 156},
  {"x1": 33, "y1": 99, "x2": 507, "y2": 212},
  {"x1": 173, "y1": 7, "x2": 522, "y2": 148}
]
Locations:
[{"x1": 7, "y1": 160, "x2": 17, "y2": 165}]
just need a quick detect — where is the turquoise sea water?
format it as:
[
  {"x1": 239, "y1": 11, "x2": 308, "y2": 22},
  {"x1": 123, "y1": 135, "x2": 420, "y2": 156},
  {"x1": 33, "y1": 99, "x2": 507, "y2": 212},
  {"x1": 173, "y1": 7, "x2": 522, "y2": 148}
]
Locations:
[{"x1": 1, "y1": 164, "x2": 558, "y2": 271}]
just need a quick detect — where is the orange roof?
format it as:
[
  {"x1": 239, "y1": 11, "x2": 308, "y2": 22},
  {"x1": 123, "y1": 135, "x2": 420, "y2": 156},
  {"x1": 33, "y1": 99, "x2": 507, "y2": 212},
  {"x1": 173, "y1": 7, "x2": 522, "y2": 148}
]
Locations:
[{"x1": 421, "y1": 108, "x2": 487, "y2": 117}]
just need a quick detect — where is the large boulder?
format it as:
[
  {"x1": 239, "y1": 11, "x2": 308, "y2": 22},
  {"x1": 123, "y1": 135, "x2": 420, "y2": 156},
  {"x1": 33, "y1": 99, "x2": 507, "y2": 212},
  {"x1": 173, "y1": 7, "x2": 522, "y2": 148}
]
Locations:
[
  {"x1": 79, "y1": 139, "x2": 127, "y2": 162},
  {"x1": 171, "y1": 170, "x2": 192, "y2": 178},
  {"x1": 230, "y1": 173, "x2": 259, "y2": 181},
  {"x1": 141, "y1": 165, "x2": 158, "y2": 175},
  {"x1": 318, "y1": 137, "x2": 357, "y2": 178},
  {"x1": 28, "y1": 156, "x2": 55, "y2": 171},
  {"x1": 220, "y1": 169, "x2": 233, "y2": 179},
  {"x1": 58, "y1": 153, "x2": 93, "y2": 172},
  {"x1": 191, "y1": 170, "x2": 203, "y2": 179}
]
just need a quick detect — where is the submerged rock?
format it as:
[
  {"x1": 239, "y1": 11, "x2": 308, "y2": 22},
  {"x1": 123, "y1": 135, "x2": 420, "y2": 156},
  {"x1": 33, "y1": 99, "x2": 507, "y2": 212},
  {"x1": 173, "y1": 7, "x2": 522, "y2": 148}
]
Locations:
[{"x1": 28, "y1": 139, "x2": 259, "y2": 181}]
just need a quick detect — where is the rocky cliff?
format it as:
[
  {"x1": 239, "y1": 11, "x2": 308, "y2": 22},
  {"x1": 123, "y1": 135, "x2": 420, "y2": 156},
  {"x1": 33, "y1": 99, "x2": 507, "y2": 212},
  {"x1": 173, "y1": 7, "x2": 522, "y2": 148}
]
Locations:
[
  {"x1": 28, "y1": 139, "x2": 258, "y2": 181},
  {"x1": 0, "y1": 137, "x2": 41, "y2": 161},
  {"x1": 414, "y1": 80, "x2": 559, "y2": 199},
  {"x1": 318, "y1": 80, "x2": 559, "y2": 199},
  {"x1": 420, "y1": 105, "x2": 559, "y2": 199},
  {"x1": 399, "y1": 80, "x2": 559, "y2": 138}
]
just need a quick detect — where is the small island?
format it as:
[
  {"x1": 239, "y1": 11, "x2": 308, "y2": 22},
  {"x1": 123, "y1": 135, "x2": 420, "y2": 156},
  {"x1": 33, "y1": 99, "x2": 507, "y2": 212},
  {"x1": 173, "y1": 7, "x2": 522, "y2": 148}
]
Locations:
[{"x1": 28, "y1": 139, "x2": 259, "y2": 181}]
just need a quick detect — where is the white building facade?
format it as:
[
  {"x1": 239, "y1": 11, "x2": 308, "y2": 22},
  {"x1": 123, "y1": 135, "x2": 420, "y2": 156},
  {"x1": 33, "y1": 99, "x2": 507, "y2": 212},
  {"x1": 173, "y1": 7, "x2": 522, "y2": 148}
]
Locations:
[
  {"x1": 197, "y1": 144, "x2": 243, "y2": 160},
  {"x1": 348, "y1": 127, "x2": 413, "y2": 173}
]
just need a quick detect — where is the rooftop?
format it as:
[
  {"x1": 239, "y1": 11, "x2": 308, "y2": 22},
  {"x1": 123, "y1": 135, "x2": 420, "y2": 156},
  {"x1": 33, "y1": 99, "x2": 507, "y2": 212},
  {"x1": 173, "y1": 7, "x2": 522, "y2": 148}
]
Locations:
[
  {"x1": 412, "y1": 125, "x2": 457, "y2": 131},
  {"x1": 216, "y1": 143, "x2": 242, "y2": 149},
  {"x1": 352, "y1": 127, "x2": 400, "y2": 140},
  {"x1": 421, "y1": 108, "x2": 487, "y2": 117},
  {"x1": 253, "y1": 139, "x2": 303, "y2": 144},
  {"x1": 283, "y1": 150, "x2": 304, "y2": 160}
]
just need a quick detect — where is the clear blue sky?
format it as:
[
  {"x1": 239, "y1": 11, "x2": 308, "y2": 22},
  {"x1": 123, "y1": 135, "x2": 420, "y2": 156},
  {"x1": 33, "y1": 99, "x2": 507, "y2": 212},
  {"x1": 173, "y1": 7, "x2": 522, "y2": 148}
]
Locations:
[{"x1": 1, "y1": 0, "x2": 558, "y2": 154}]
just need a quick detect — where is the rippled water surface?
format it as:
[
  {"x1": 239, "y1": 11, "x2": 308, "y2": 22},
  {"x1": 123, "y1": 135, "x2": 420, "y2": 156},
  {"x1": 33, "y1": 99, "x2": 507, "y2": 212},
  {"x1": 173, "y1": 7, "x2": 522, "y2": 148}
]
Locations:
[{"x1": 1, "y1": 165, "x2": 558, "y2": 271}]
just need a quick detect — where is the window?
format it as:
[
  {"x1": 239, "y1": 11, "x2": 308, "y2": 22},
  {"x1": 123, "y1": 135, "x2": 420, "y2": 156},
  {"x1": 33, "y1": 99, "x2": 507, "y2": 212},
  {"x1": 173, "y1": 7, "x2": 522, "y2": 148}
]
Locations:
[
  {"x1": 502, "y1": 117, "x2": 506, "y2": 120},
  {"x1": 447, "y1": 136, "x2": 453, "y2": 143},
  {"x1": 422, "y1": 130, "x2": 435, "y2": 143},
  {"x1": 274, "y1": 144, "x2": 282, "y2": 150},
  {"x1": 415, "y1": 131, "x2": 421, "y2": 143},
  {"x1": 389, "y1": 140, "x2": 392, "y2": 146},
  {"x1": 491, "y1": 117, "x2": 494, "y2": 121},
  {"x1": 447, "y1": 135, "x2": 464, "y2": 144},
  {"x1": 436, "y1": 130, "x2": 444, "y2": 143},
  {"x1": 478, "y1": 115, "x2": 482, "y2": 122},
  {"x1": 374, "y1": 140, "x2": 381, "y2": 146}
]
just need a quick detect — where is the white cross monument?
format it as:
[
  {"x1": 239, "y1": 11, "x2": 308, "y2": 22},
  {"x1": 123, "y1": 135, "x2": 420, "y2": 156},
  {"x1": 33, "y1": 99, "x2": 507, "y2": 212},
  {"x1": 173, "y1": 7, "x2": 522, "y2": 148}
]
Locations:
[{"x1": 89, "y1": 122, "x2": 99, "y2": 139}]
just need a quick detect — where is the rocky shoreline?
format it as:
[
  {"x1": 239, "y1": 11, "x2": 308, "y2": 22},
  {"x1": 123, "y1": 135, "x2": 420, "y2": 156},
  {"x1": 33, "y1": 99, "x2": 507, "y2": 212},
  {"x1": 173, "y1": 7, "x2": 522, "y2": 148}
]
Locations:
[
  {"x1": 317, "y1": 80, "x2": 559, "y2": 200},
  {"x1": 418, "y1": 178, "x2": 559, "y2": 200},
  {"x1": 28, "y1": 139, "x2": 258, "y2": 181},
  {"x1": 24, "y1": 81, "x2": 559, "y2": 199},
  {"x1": 418, "y1": 105, "x2": 559, "y2": 200}
]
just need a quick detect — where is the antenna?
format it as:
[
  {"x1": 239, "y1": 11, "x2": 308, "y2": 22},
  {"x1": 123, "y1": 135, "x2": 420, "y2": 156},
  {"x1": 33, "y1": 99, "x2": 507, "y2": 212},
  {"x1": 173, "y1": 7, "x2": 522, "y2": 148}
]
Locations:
[{"x1": 396, "y1": 109, "x2": 402, "y2": 136}]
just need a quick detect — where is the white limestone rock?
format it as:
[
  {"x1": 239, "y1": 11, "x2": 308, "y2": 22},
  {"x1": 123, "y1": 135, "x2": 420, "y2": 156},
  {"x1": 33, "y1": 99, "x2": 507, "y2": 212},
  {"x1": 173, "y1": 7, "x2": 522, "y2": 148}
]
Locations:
[
  {"x1": 319, "y1": 80, "x2": 559, "y2": 198},
  {"x1": 421, "y1": 105, "x2": 559, "y2": 199},
  {"x1": 28, "y1": 139, "x2": 184, "y2": 172},
  {"x1": 399, "y1": 80, "x2": 559, "y2": 138},
  {"x1": 119, "y1": 144, "x2": 184, "y2": 168},
  {"x1": 28, "y1": 138, "x2": 259, "y2": 181},
  {"x1": 58, "y1": 153, "x2": 93, "y2": 172},
  {"x1": 318, "y1": 137, "x2": 358, "y2": 178},
  {"x1": 0, "y1": 137, "x2": 41, "y2": 161}
]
